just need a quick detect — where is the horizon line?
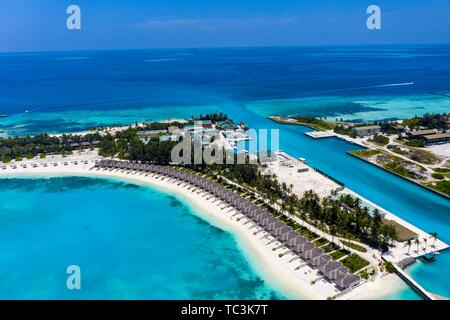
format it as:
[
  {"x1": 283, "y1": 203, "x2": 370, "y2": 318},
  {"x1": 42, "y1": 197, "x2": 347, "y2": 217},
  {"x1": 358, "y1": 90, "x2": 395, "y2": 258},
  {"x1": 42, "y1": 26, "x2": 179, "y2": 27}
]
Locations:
[{"x1": 1, "y1": 42, "x2": 450, "y2": 55}]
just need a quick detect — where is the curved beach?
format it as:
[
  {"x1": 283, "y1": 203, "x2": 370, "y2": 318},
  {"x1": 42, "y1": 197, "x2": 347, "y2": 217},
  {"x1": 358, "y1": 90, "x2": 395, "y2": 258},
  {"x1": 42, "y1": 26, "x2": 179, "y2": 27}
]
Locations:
[{"x1": 0, "y1": 161, "x2": 403, "y2": 300}]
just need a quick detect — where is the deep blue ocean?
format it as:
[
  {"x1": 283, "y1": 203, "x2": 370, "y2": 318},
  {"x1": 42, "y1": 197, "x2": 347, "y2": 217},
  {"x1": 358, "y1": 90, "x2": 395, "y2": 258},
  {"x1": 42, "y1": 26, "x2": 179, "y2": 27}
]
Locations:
[{"x1": 0, "y1": 45, "x2": 449, "y2": 299}]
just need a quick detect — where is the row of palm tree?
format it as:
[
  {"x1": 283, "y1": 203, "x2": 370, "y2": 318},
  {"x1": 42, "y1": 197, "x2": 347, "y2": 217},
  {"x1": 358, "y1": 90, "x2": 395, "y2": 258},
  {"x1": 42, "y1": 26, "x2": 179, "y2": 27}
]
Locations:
[
  {"x1": 195, "y1": 161, "x2": 398, "y2": 250},
  {"x1": 404, "y1": 232, "x2": 439, "y2": 255}
]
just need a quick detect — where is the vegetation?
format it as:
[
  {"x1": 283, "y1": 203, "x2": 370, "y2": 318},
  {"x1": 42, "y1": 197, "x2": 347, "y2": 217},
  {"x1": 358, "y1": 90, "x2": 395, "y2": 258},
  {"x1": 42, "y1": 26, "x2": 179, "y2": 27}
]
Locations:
[
  {"x1": 193, "y1": 161, "x2": 398, "y2": 250},
  {"x1": 426, "y1": 180, "x2": 450, "y2": 197},
  {"x1": 375, "y1": 121, "x2": 403, "y2": 135},
  {"x1": 432, "y1": 173, "x2": 445, "y2": 180},
  {"x1": 369, "y1": 134, "x2": 389, "y2": 146},
  {"x1": 1, "y1": 156, "x2": 11, "y2": 163},
  {"x1": 384, "y1": 261, "x2": 396, "y2": 273},
  {"x1": 98, "y1": 128, "x2": 177, "y2": 164},
  {"x1": 404, "y1": 139, "x2": 425, "y2": 148},
  {"x1": 402, "y1": 113, "x2": 449, "y2": 130},
  {"x1": 292, "y1": 116, "x2": 335, "y2": 131},
  {"x1": 350, "y1": 149, "x2": 381, "y2": 158},
  {"x1": 323, "y1": 243, "x2": 340, "y2": 253},
  {"x1": 341, "y1": 241, "x2": 368, "y2": 253},
  {"x1": 388, "y1": 145, "x2": 439, "y2": 165},
  {"x1": 314, "y1": 237, "x2": 329, "y2": 247},
  {"x1": 334, "y1": 125, "x2": 355, "y2": 137},
  {"x1": 379, "y1": 154, "x2": 427, "y2": 180},
  {"x1": 331, "y1": 249, "x2": 348, "y2": 260},
  {"x1": 433, "y1": 168, "x2": 450, "y2": 178},
  {"x1": 0, "y1": 132, "x2": 102, "y2": 162},
  {"x1": 341, "y1": 254, "x2": 370, "y2": 273},
  {"x1": 195, "y1": 112, "x2": 228, "y2": 123},
  {"x1": 142, "y1": 121, "x2": 188, "y2": 131}
]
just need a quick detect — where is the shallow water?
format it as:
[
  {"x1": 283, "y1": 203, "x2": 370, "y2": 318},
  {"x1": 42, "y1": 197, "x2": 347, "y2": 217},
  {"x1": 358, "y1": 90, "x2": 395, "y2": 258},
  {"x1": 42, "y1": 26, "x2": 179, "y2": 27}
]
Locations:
[{"x1": 0, "y1": 176, "x2": 283, "y2": 299}]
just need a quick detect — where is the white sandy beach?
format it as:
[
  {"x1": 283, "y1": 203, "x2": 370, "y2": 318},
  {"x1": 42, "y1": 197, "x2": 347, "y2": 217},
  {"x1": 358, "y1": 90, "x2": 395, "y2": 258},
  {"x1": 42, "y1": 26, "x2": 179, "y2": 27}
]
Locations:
[{"x1": 0, "y1": 157, "x2": 406, "y2": 300}]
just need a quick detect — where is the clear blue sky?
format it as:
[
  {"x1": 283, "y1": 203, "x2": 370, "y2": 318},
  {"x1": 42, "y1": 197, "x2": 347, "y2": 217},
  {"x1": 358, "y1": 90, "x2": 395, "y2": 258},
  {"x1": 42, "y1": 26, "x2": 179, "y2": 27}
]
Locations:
[{"x1": 0, "y1": 0, "x2": 449, "y2": 52}]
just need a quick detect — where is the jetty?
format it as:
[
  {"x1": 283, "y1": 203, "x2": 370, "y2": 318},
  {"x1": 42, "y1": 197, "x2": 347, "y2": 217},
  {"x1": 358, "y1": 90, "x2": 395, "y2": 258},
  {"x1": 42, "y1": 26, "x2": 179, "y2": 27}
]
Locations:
[
  {"x1": 305, "y1": 131, "x2": 336, "y2": 139},
  {"x1": 389, "y1": 258, "x2": 437, "y2": 300}
]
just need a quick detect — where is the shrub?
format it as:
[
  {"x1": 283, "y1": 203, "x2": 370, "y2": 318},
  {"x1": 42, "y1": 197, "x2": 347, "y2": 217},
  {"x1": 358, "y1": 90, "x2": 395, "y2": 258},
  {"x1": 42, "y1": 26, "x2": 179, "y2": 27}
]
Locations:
[
  {"x1": 39, "y1": 153, "x2": 46, "y2": 159},
  {"x1": 432, "y1": 173, "x2": 445, "y2": 180},
  {"x1": 385, "y1": 261, "x2": 395, "y2": 273},
  {"x1": 26, "y1": 153, "x2": 35, "y2": 160},
  {"x1": 1, "y1": 157, "x2": 12, "y2": 163},
  {"x1": 15, "y1": 156, "x2": 23, "y2": 162},
  {"x1": 405, "y1": 139, "x2": 425, "y2": 148},
  {"x1": 370, "y1": 134, "x2": 389, "y2": 146}
]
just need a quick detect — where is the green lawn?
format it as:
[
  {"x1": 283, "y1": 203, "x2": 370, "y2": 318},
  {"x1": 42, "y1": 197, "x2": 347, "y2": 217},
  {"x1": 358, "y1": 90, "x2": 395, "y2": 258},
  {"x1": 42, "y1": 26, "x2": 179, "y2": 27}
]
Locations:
[
  {"x1": 425, "y1": 180, "x2": 450, "y2": 197},
  {"x1": 341, "y1": 254, "x2": 370, "y2": 273},
  {"x1": 314, "y1": 237, "x2": 329, "y2": 247},
  {"x1": 330, "y1": 249, "x2": 349, "y2": 260},
  {"x1": 350, "y1": 149, "x2": 382, "y2": 158},
  {"x1": 341, "y1": 241, "x2": 368, "y2": 253},
  {"x1": 322, "y1": 243, "x2": 340, "y2": 253}
]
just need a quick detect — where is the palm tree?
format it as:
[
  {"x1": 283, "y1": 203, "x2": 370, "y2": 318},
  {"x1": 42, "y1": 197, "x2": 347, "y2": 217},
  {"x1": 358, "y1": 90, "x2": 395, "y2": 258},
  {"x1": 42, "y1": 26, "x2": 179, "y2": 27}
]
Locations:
[
  {"x1": 415, "y1": 238, "x2": 421, "y2": 253},
  {"x1": 404, "y1": 239, "x2": 412, "y2": 255},
  {"x1": 430, "y1": 232, "x2": 438, "y2": 248},
  {"x1": 330, "y1": 225, "x2": 337, "y2": 245}
]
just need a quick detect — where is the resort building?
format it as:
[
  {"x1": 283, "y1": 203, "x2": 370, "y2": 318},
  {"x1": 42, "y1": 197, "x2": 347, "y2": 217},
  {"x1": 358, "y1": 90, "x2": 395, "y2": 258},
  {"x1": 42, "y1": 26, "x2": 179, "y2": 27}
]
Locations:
[
  {"x1": 199, "y1": 120, "x2": 213, "y2": 128},
  {"x1": 422, "y1": 133, "x2": 450, "y2": 145},
  {"x1": 406, "y1": 129, "x2": 437, "y2": 138},
  {"x1": 351, "y1": 125, "x2": 381, "y2": 137},
  {"x1": 168, "y1": 126, "x2": 180, "y2": 133},
  {"x1": 383, "y1": 220, "x2": 418, "y2": 242},
  {"x1": 216, "y1": 120, "x2": 241, "y2": 131},
  {"x1": 159, "y1": 135, "x2": 179, "y2": 142}
]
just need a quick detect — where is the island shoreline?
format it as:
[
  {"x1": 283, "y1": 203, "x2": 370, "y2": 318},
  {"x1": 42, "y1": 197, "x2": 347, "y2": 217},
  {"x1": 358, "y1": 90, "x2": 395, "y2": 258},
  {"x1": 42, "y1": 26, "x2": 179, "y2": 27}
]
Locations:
[{"x1": 0, "y1": 165, "x2": 406, "y2": 300}]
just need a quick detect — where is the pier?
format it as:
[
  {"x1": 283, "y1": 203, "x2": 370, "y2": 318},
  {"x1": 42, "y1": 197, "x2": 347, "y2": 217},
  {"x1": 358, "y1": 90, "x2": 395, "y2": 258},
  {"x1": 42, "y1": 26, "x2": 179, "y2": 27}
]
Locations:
[
  {"x1": 389, "y1": 259, "x2": 437, "y2": 300},
  {"x1": 304, "y1": 131, "x2": 336, "y2": 139}
]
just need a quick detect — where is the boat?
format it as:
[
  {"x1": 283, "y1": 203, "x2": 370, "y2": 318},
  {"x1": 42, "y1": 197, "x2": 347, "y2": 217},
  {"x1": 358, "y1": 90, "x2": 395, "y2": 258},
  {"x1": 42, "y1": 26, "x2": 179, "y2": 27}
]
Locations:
[
  {"x1": 420, "y1": 253, "x2": 437, "y2": 263},
  {"x1": 25, "y1": 109, "x2": 32, "y2": 113},
  {"x1": 0, "y1": 114, "x2": 7, "y2": 118}
]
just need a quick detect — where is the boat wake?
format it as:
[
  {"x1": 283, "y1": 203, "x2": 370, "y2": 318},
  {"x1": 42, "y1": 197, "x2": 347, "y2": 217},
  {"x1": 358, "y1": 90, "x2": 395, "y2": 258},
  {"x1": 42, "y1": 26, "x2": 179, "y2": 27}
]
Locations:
[{"x1": 345, "y1": 82, "x2": 415, "y2": 91}]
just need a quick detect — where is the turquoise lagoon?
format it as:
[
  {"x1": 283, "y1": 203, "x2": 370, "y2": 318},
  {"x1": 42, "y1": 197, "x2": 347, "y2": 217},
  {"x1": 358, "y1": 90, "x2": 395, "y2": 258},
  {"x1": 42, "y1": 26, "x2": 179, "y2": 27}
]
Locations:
[
  {"x1": 244, "y1": 93, "x2": 450, "y2": 123},
  {"x1": 0, "y1": 175, "x2": 283, "y2": 299},
  {"x1": 1, "y1": 46, "x2": 449, "y2": 299}
]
